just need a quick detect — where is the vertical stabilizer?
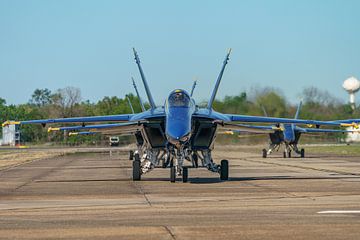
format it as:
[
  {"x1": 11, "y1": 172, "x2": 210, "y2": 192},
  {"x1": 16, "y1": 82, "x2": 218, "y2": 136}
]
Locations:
[
  {"x1": 207, "y1": 49, "x2": 232, "y2": 109},
  {"x1": 133, "y1": 48, "x2": 156, "y2": 110},
  {"x1": 190, "y1": 80, "x2": 197, "y2": 97},
  {"x1": 261, "y1": 105, "x2": 268, "y2": 117},
  {"x1": 294, "y1": 101, "x2": 302, "y2": 119},
  {"x1": 126, "y1": 97, "x2": 135, "y2": 114},
  {"x1": 132, "y1": 77, "x2": 146, "y2": 112}
]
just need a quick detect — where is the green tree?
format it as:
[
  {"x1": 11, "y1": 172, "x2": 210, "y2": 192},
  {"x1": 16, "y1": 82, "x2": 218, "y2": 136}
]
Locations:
[{"x1": 29, "y1": 88, "x2": 53, "y2": 107}]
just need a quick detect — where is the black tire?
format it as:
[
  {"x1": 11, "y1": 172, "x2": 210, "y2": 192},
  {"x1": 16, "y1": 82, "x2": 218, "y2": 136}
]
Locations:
[
  {"x1": 170, "y1": 166, "x2": 176, "y2": 183},
  {"x1": 262, "y1": 149, "x2": 267, "y2": 158},
  {"x1": 300, "y1": 148, "x2": 305, "y2": 158},
  {"x1": 220, "y1": 159, "x2": 229, "y2": 181},
  {"x1": 288, "y1": 151, "x2": 291, "y2": 158},
  {"x1": 129, "y1": 150, "x2": 134, "y2": 160},
  {"x1": 283, "y1": 152, "x2": 286, "y2": 158},
  {"x1": 182, "y1": 167, "x2": 188, "y2": 183},
  {"x1": 192, "y1": 154, "x2": 199, "y2": 168},
  {"x1": 132, "y1": 154, "x2": 141, "y2": 181}
]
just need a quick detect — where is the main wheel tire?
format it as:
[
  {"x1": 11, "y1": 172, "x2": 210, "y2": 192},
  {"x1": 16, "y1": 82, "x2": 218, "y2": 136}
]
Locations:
[
  {"x1": 288, "y1": 151, "x2": 291, "y2": 158},
  {"x1": 182, "y1": 167, "x2": 188, "y2": 183},
  {"x1": 132, "y1": 154, "x2": 141, "y2": 181},
  {"x1": 129, "y1": 150, "x2": 134, "y2": 160},
  {"x1": 170, "y1": 166, "x2": 176, "y2": 183},
  {"x1": 262, "y1": 149, "x2": 267, "y2": 158},
  {"x1": 283, "y1": 152, "x2": 287, "y2": 158},
  {"x1": 300, "y1": 148, "x2": 305, "y2": 158},
  {"x1": 192, "y1": 154, "x2": 199, "y2": 168},
  {"x1": 220, "y1": 159, "x2": 229, "y2": 181}
]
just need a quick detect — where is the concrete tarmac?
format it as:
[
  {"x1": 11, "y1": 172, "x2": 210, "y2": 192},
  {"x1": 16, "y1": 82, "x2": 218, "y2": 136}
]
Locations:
[{"x1": 0, "y1": 148, "x2": 360, "y2": 239}]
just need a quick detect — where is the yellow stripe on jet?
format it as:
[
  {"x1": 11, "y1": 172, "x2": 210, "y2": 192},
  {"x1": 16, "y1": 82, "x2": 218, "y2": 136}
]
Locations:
[
  {"x1": 341, "y1": 123, "x2": 359, "y2": 129},
  {"x1": 2, "y1": 120, "x2": 21, "y2": 127},
  {"x1": 47, "y1": 127, "x2": 60, "y2": 133},
  {"x1": 224, "y1": 131, "x2": 234, "y2": 135}
]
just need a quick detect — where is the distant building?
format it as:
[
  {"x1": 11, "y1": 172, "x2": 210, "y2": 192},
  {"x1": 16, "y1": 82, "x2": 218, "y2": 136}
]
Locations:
[
  {"x1": 345, "y1": 127, "x2": 360, "y2": 143},
  {"x1": 1, "y1": 124, "x2": 20, "y2": 146}
]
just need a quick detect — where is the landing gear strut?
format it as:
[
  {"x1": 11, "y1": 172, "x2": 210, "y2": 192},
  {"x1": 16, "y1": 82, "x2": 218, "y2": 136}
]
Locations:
[
  {"x1": 300, "y1": 148, "x2": 305, "y2": 158},
  {"x1": 170, "y1": 166, "x2": 176, "y2": 183},
  {"x1": 129, "y1": 150, "x2": 134, "y2": 160}
]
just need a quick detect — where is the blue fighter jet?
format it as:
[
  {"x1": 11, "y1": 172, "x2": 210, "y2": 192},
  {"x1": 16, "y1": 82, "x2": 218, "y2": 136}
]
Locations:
[
  {"x1": 227, "y1": 101, "x2": 356, "y2": 158},
  {"x1": 3, "y1": 49, "x2": 353, "y2": 182}
]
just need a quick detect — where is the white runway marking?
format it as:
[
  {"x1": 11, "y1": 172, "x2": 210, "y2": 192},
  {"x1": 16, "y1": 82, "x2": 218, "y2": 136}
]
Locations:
[{"x1": 318, "y1": 210, "x2": 360, "y2": 214}]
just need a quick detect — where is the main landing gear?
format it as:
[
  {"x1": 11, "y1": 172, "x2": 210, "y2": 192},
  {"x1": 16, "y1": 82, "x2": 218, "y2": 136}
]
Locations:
[
  {"x1": 262, "y1": 145, "x2": 305, "y2": 158},
  {"x1": 282, "y1": 148, "x2": 305, "y2": 158},
  {"x1": 168, "y1": 159, "x2": 229, "y2": 183},
  {"x1": 131, "y1": 156, "x2": 230, "y2": 182}
]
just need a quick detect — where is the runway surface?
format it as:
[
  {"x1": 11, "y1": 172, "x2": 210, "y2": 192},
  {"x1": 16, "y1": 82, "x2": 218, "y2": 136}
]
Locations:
[{"x1": 0, "y1": 148, "x2": 360, "y2": 239}]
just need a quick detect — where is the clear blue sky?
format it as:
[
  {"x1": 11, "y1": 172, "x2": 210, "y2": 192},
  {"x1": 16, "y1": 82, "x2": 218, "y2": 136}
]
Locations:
[{"x1": 0, "y1": 0, "x2": 359, "y2": 105}]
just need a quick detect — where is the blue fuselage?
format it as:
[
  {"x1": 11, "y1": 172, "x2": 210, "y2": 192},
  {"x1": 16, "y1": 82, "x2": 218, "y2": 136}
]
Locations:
[
  {"x1": 282, "y1": 124, "x2": 296, "y2": 143},
  {"x1": 165, "y1": 90, "x2": 195, "y2": 146}
]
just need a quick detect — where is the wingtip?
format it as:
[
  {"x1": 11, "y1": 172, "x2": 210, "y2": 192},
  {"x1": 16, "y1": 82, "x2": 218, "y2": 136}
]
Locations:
[
  {"x1": 2, "y1": 120, "x2": 20, "y2": 127},
  {"x1": 224, "y1": 130, "x2": 234, "y2": 135},
  {"x1": 228, "y1": 48, "x2": 232, "y2": 55},
  {"x1": 47, "y1": 127, "x2": 60, "y2": 133}
]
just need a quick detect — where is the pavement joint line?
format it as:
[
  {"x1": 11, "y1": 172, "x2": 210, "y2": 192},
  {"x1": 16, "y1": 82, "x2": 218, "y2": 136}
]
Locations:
[
  {"x1": 120, "y1": 161, "x2": 153, "y2": 207},
  {"x1": 318, "y1": 210, "x2": 360, "y2": 214},
  {"x1": 237, "y1": 157, "x2": 360, "y2": 177},
  {"x1": 133, "y1": 182, "x2": 152, "y2": 207},
  {"x1": 241, "y1": 178, "x2": 317, "y2": 201},
  {"x1": 11, "y1": 157, "x2": 77, "y2": 193},
  {"x1": 164, "y1": 226, "x2": 177, "y2": 240}
]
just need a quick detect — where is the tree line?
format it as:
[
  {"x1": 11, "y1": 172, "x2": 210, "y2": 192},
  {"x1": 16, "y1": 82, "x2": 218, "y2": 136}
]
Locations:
[{"x1": 0, "y1": 86, "x2": 358, "y2": 144}]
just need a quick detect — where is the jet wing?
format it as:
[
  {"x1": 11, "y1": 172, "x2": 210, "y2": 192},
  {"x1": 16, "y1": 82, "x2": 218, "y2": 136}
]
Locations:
[
  {"x1": 295, "y1": 126, "x2": 357, "y2": 134},
  {"x1": 193, "y1": 110, "x2": 353, "y2": 127},
  {"x1": 2, "y1": 114, "x2": 135, "y2": 126},
  {"x1": 219, "y1": 123, "x2": 280, "y2": 134},
  {"x1": 224, "y1": 114, "x2": 349, "y2": 127},
  {"x1": 49, "y1": 122, "x2": 143, "y2": 135},
  {"x1": 3, "y1": 109, "x2": 166, "y2": 127}
]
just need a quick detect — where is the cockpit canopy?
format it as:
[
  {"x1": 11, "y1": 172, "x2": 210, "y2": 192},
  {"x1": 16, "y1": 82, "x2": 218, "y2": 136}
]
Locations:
[{"x1": 167, "y1": 89, "x2": 191, "y2": 107}]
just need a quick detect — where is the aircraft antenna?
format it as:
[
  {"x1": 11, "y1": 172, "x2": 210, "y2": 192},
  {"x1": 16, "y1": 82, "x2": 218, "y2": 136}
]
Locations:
[
  {"x1": 207, "y1": 49, "x2": 231, "y2": 110},
  {"x1": 190, "y1": 80, "x2": 197, "y2": 97},
  {"x1": 133, "y1": 48, "x2": 156, "y2": 110},
  {"x1": 132, "y1": 77, "x2": 146, "y2": 112}
]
